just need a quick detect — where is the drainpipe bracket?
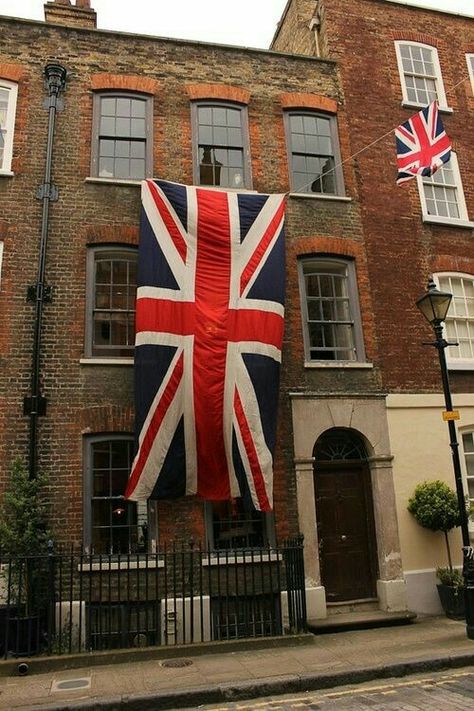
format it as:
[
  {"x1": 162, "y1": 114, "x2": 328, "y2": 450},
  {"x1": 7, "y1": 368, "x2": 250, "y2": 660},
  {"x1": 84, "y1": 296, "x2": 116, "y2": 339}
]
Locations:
[
  {"x1": 23, "y1": 395, "x2": 47, "y2": 417},
  {"x1": 36, "y1": 183, "x2": 59, "y2": 201},
  {"x1": 27, "y1": 284, "x2": 52, "y2": 303},
  {"x1": 42, "y1": 96, "x2": 64, "y2": 112}
]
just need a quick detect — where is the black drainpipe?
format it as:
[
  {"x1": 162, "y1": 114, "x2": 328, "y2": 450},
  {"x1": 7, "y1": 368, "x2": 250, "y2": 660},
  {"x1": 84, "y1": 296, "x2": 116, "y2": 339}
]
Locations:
[{"x1": 24, "y1": 63, "x2": 67, "y2": 480}]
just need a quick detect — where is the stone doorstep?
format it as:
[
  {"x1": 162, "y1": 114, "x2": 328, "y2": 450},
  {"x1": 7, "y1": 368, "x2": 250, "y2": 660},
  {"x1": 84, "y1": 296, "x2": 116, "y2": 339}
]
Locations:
[
  {"x1": 0, "y1": 632, "x2": 315, "y2": 678},
  {"x1": 308, "y1": 609, "x2": 417, "y2": 633}
]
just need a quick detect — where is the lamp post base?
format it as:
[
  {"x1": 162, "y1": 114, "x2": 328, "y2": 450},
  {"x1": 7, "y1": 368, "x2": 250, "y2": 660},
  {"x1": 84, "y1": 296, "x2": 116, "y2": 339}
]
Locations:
[{"x1": 463, "y1": 553, "x2": 474, "y2": 639}]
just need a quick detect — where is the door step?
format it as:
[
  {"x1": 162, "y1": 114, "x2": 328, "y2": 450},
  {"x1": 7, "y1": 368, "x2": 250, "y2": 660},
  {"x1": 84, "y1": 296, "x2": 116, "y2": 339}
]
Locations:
[
  {"x1": 327, "y1": 599, "x2": 379, "y2": 615},
  {"x1": 308, "y1": 609, "x2": 417, "y2": 634}
]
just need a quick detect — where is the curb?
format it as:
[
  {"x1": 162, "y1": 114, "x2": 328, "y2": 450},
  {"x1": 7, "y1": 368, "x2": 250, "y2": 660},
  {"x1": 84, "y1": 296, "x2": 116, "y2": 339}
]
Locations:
[
  {"x1": 25, "y1": 650, "x2": 474, "y2": 710},
  {"x1": 0, "y1": 633, "x2": 314, "y2": 678}
]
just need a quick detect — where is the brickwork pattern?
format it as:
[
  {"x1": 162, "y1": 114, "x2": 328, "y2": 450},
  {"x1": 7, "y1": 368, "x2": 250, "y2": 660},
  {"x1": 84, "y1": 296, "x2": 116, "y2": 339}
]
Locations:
[{"x1": 0, "y1": 13, "x2": 365, "y2": 546}]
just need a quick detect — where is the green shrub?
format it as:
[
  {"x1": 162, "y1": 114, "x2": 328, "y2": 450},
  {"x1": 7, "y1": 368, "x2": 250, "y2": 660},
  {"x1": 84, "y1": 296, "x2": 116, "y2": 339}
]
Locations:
[
  {"x1": 0, "y1": 459, "x2": 50, "y2": 556},
  {"x1": 408, "y1": 480, "x2": 462, "y2": 577},
  {"x1": 436, "y1": 566, "x2": 463, "y2": 590}
]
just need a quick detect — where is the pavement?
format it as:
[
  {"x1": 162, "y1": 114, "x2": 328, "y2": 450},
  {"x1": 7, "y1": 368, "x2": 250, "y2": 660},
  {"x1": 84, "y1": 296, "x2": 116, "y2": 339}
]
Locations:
[{"x1": 1, "y1": 615, "x2": 474, "y2": 710}]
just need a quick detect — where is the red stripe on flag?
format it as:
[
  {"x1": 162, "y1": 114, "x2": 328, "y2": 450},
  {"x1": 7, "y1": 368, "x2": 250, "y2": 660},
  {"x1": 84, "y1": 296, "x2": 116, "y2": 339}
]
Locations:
[
  {"x1": 234, "y1": 387, "x2": 271, "y2": 512},
  {"x1": 193, "y1": 188, "x2": 232, "y2": 500},
  {"x1": 136, "y1": 297, "x2": 195, "y2": 335},
  {"x1": 125, "y1": 351, "x2": 184, "y2": 499},
  {"x1": 240, "y1": 199, "x2": 286, "y2": 295},
  {"x1": 228, "y1": 309, "x2": 284, "y2": 349},
  {"x1": 147, "y1": 180, "x2": 187, "y2": 263}
]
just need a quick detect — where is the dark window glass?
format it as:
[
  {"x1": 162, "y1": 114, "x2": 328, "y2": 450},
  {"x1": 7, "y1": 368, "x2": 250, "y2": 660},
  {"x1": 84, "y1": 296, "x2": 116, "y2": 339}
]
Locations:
[
  {"x1": 288, "y1": 113, "x2": 339, "y2": 194},
  {"x1": 89, "y1": 439, "x2": 147, "y2": 555},
  {"x1": 91, "y1": 249, "x2": 137, "y2": 357},
  {"x1": 97, "y1": 95, "x2": 148, "y2": 180},
  {"x1": 301, "y1": 260, "x2": 361, "y2": 361},
  {"x1": 211, "y1": 499, "x2": 265, "y2": 550},
  {"x1": 197, "y1": 104, "x2": 247, "y2": 189}
]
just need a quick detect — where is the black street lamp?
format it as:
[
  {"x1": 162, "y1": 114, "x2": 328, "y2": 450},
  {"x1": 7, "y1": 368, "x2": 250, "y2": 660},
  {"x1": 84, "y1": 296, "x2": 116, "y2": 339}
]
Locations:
[{"x1": 416, "y1": 278, "x2": 474, "y2": 639}]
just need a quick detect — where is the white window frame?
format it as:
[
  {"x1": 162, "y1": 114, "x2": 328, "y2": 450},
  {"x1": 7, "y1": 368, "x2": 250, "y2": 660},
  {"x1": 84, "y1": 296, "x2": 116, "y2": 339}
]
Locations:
[
  {"x1": 298, "y1": 257, "x2": 366, "y2": 364},
  {"x1": 191, "y1": 101, "x2": 252, "y2": 190},
  {"x1": 84, "y1": 244, "x2": 137, "y2": 361},
  {"x1": 83, "y1": 434, "x2": 154, "y2": 555},
  {"x1": 0, "y1": 80, "x2": 18, "y2": 174},
  {"x1": 90, "y1": 91, "x2": 153, "y2": 181},
  {"x1": 433, "y1": 272, "x2": 474, "y2": 370},
  {"x1": 467, "y1": 54, "x2": 474, "y2": 95},
  {"x1": 394, "y1": 41, "x2": 450, "y2": 112},
  {"x1": 284, "y1": 111, "x2": 345, "y2": 197},
  {"x1": 417, "y1": 152, "x2": 473, "y2": 228},
  {"x1": 460, "y1": 427, "x2": 474, "y2": 533}
]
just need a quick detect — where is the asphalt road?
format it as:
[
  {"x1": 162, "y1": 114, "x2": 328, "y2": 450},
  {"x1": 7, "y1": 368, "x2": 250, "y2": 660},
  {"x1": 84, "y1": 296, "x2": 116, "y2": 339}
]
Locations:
[{"x1": 199, "y1": 667, "x2": 474, "y2": 710}]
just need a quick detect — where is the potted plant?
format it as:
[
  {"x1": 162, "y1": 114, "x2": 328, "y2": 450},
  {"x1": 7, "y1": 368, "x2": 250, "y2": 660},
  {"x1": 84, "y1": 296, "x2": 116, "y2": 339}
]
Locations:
[
  {"x1": 408, "y1": 480, "x2": 466, "y2": 619},
  {"x1": 0, "y1": 459, "x2": 51, "y2": 655}
]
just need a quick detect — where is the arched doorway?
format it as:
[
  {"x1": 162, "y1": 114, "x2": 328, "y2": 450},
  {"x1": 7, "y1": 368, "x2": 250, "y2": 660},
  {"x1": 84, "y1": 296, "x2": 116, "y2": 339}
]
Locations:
[{"x1": 314, "y1": 428, "x2": 378, "y2": 602}]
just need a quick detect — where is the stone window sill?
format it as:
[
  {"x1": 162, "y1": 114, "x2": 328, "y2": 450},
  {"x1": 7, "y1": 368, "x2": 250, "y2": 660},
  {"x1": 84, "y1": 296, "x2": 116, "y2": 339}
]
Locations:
[
  {"x1": 0, "y1": 170, "x2": 14, "y2": 178},
  {"x1": 289, "y1": 192, "x2": 351, "y2": 202},
  {"x1": 304, "y1": 361, "x2": 374, "y2": 369},
  {"x1": 422, "y1": 215, "x2": 474, "y2": 229},
  {"x1": 79, "y1": 358, "x2": 134, "y2": 365},
  {"x1": 85, "y1": 176, "x2": 142, "y2": 187},
  {"x1": 401, "y1": 101, "x2": 453, "y2": 114}
]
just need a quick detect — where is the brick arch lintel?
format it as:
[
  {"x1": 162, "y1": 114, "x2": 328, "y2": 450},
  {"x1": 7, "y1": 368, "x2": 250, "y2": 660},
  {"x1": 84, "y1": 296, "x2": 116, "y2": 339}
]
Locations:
[
  {"x1": 290, "y1": 235, "x2": 365, "y2": 260},
  {"x1": 431, "y1": 255, "x2": 474, "y2": 276},
  {"x1": 90, "y1": 73, "x2": 160, "y2": 95},
  {"x1": 186, "y1": 83, "x2": 251, "y2": 104},
  {"x1": 280, "y1": 93, "x2": 337, "y2": 113},
  {"x1": 0, "y1": 63, "x2": 26, "y2": 82},
  {"x1": 80, "y1": 405, "x2": 134, "y2": 434},
  {"x1": 86, "y1": 224, "x2": 139, "y2": 245},
  {"x1": 391, "y1": 32, "x2": 440, "y2": 48}
]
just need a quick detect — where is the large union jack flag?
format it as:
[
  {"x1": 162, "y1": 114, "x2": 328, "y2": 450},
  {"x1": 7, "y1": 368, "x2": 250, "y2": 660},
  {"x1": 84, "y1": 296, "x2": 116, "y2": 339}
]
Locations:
[
  {"x1": 125, "y1": 180, "x2": 286, "y2": 512},
  {"x1": 395, "y1": 101, "x2": 452, "y2": 185}
]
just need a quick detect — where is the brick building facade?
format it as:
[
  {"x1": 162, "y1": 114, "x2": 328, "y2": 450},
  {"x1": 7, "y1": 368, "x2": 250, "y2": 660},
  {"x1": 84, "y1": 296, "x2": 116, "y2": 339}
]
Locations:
[
  {"x1": 273, "y1": 0, "x2": 474, "y2": 615},
  {"x1": 1, "y1": 0, "x2": 472, "y2": 627}
]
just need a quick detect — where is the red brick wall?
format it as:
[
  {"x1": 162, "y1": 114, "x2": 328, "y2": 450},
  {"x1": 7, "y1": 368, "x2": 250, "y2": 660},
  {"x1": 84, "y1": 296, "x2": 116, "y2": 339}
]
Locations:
[
  {"x1": 0, "y1": 16, "x2": 360, "y2": 544},
  {"x1": 275, "y1": 0, "x2": 474, "y2": 395}
]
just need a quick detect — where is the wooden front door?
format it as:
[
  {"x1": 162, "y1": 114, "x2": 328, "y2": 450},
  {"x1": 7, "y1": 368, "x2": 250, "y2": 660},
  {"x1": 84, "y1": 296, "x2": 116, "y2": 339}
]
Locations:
[{"x1": 315, "y1": 462, "x2": 377, "y2": 602}]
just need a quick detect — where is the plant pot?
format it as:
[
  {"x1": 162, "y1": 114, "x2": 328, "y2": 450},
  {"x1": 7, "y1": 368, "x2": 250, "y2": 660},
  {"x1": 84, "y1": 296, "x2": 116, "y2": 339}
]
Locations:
[
  {"x1": 437, "y1": 583, "x2": 466, "y2": 620},
  {"x1": 6, "y1": 616, "x2": 41, "y2": 657}
]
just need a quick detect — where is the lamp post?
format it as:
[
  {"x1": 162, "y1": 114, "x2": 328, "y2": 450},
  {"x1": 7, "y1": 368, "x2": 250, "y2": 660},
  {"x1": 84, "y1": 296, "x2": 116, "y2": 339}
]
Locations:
[{"x1": 416, "y1": 278, "x2": 474, "y2": 639}]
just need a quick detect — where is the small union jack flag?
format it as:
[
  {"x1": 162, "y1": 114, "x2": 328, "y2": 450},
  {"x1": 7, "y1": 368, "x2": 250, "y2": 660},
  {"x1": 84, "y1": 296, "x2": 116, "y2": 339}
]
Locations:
[
  {"x1": 395, "y1": 101, "x2": 452, "y2": 185},
  {"x1": 125, "y1": 179, "x2": 286, "y2": 512}
]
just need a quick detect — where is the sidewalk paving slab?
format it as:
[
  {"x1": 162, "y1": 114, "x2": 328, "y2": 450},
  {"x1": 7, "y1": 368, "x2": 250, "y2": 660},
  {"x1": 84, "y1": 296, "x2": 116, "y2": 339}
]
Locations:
[{"x1": 1, "y1": 615, "x2": 474, "y2": 710}]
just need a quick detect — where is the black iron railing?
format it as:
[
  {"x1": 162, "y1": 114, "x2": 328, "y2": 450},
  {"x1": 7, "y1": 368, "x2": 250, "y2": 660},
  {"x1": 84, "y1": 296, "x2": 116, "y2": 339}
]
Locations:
[{"x1": 0, "y1": 537, "x2": 306, "y2": 657}]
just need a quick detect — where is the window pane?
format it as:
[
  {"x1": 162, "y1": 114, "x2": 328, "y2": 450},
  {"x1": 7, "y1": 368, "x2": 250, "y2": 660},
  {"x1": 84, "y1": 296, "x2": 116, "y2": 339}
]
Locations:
[
  {"x1": 90, "y1": 439, "x2": 138, "y2": 553},
  {"x1": 212, "y1": 499, "x2": 265, "y2": 550},
  {"x1": 116, "y1": 98, "x2": 131, "y2": 117},
  {"x1": 96, "y1": 94, "x2": 150, "y2": 178},
  {"x1": 100, "y1": 116, "x2": 115, "y2": 135},
  {"x1": 302, "y1": 260, "x2": 359, "y2": 361},
  {"x1": 101, "y1": 97, "x2": 116, "y2": 116},
  {"x1": 198, "y1": 106, "x2": 212, "y2": 124},
  {"x1": 289, "y1": 113, "x2": 337, "y2": 194},
  {"x1": 196, "y1": 104, "x2": 247, "y2": 186},
  {"x1": 99, "y1": 156, "x2": 114, "y2": 178},
  {"x1": 131, "y1": 99, "x2": 145, "y2": 118}
]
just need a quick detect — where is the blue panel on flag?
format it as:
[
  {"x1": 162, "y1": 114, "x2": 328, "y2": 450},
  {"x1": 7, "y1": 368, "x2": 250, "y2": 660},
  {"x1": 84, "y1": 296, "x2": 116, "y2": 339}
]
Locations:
[
  {"x1": 156, "y1": 179, "x2": 188, "y2": 232},
  {"x1": 138, "y1": 209, "x2": 179, "y2": 290},
  {"x1": 150, "y1": 417, "x2": 186, "y2": 499},
  {"x1": 246, "y1": 229, "x2": 285, "y2": 306},
  {"x1": 242, "y1": 353, "x2": 280, "y2": 455},
  {"x1": 238, "y1": 193, "x2": 269, "y2": 242}
]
